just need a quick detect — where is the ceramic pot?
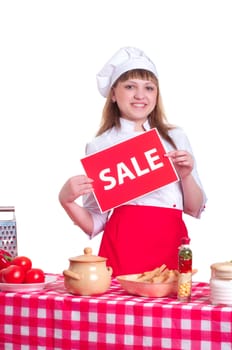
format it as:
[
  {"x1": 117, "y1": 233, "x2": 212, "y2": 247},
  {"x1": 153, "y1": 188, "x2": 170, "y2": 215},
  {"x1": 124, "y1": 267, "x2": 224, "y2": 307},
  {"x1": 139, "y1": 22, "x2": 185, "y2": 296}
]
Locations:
[{"x1": 63, "y1": 247, "x2": 113, "y2": 295}]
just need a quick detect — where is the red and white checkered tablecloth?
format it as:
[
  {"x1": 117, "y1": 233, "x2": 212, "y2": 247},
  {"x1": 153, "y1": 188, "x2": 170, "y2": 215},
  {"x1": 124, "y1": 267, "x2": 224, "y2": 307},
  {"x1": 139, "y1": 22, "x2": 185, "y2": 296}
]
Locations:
[{"x1": 0, "y1": 275, "x2": 232, "y2": 350}]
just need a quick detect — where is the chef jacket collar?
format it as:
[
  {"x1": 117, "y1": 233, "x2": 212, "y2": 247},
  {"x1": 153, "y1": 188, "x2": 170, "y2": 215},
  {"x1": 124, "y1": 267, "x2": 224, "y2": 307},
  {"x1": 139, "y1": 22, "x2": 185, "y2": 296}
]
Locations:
[{"x1": 119, "y1": 118, "x2": 150, "y2": 132}]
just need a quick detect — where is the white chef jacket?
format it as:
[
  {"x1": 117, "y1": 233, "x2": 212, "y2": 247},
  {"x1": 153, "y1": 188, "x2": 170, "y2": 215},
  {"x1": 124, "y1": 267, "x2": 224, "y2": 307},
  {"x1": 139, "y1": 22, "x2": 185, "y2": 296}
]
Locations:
[{"x1": 82, "y1": 118, "x2": 207, "y2": 237}]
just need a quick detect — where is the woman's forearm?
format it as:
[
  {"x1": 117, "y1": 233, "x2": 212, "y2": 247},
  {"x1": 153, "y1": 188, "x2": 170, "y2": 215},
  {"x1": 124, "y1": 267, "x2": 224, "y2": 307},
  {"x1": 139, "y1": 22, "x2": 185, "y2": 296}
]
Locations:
[
  {"x1": 60, "y1": 200, "x2": 94, "y2": 235},
  {"x1": 181, "y1": 174, "x2": 204, "y2": 217}
]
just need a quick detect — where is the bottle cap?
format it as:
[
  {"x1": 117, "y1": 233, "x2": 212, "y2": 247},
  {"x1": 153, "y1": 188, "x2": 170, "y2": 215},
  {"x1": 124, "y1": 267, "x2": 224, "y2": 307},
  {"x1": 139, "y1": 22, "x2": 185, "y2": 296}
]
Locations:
[{"x1": 181, "y1": 237, "x2": 190, "y2": 245}]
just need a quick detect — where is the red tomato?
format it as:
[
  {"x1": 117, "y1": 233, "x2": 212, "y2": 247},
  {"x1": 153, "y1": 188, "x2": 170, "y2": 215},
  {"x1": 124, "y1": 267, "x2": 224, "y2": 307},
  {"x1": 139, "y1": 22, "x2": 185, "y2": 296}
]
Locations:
[
  {"x1": 0, "y1": 268, "x2": 6, "y2": 282},
  {"x1": 0, "y1": 249, "x2": 12, "y2": 269},
  {"x1": 25, "y1": 268, "x2": 45, "y2": 283},
  {"x1": 11, "y1": 256, "x2": 32, "y2": 272},
  {"x1": 2, "y1": 265, "x2": 25, "y2": 283}
]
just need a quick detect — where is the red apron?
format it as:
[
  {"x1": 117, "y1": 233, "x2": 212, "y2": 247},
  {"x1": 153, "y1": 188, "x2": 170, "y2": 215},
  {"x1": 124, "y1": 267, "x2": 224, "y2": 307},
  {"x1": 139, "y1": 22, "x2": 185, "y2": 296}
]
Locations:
[{"x1": 98, "y1": 205, "x2": 188, "y2": 277}]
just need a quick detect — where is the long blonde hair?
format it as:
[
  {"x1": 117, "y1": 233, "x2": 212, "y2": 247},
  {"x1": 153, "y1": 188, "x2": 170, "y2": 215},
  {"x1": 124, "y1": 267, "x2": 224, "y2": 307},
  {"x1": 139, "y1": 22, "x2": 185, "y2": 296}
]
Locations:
[{"x1": 96, "y1": 69, "x2": 176, "y2": 149}]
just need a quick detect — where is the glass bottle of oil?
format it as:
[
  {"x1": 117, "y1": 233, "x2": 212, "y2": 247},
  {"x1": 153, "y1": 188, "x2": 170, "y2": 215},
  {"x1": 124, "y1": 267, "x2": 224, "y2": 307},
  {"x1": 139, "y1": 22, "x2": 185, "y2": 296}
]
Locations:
[{"x1": 177, "y1": 237, "x2": 192, "y2": 302}]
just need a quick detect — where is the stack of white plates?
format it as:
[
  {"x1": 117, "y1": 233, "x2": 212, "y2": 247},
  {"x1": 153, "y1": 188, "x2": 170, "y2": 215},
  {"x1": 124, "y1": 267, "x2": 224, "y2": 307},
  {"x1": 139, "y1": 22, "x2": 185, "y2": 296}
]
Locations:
[
  {"x1": 210, "y1": 278, "x2": 232, "y2": 306},
  {"x1": 210, "y1": 262, "x2": 232, "y2": 306}
]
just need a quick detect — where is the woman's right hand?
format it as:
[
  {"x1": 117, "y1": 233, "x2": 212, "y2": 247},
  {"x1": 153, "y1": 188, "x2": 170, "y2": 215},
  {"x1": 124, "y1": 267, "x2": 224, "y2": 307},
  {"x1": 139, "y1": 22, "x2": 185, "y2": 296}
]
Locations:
[{"x1": 59, "y1": 175, "x2": 94, "y2": 205}]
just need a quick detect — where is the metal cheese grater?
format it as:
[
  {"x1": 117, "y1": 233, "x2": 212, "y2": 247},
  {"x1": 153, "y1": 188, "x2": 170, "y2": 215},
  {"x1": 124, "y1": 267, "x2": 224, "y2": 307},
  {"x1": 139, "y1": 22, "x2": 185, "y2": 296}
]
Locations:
[{"x1": 0, "y1": 206, "x2": 18, "y2": 257}]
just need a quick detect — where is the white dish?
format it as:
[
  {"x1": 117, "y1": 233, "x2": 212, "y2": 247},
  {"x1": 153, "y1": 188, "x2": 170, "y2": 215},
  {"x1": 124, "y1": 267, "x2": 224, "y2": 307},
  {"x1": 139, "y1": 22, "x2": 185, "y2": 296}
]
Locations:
[{"x1": 0, "y1": 275, "x2": 57, "y2": 292}]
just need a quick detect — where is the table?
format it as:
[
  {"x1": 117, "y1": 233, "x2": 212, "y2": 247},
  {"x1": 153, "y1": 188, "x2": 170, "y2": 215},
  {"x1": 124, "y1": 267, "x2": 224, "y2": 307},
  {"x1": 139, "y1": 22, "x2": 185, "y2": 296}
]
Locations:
[{"x1": 0, "y1": 275, "x2": 232, "y2": 350}]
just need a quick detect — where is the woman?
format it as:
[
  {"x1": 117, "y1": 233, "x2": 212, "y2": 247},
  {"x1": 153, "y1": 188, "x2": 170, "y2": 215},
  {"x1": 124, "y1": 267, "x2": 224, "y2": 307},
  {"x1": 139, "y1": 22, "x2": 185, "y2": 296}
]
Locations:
[{"x1": 59, "y1": 47, "x2": 206, "y2": 276}]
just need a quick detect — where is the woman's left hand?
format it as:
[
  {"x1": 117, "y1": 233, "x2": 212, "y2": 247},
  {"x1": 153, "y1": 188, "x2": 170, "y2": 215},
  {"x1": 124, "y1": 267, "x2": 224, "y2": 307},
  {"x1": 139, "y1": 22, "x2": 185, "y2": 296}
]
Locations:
[{"x1": 165, "y1": 150, "x2": 194, "y2": 179}]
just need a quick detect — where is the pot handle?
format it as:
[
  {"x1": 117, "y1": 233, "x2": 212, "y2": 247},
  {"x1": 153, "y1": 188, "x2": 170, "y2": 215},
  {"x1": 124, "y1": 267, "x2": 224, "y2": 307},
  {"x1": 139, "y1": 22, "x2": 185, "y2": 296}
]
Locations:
[
  {"x1": 107, "y1": 266, "x2": 113, "y2": 276},
  {"x1": 63, "y1": 269, "x2": 81, "y2": 281}
]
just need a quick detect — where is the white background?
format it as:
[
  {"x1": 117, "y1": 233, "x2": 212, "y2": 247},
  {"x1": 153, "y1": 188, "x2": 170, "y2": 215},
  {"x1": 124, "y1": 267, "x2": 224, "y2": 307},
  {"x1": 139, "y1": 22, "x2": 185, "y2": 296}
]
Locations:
[{"x1": 0, "y1": 1, "x2": 231, "y2": 282}]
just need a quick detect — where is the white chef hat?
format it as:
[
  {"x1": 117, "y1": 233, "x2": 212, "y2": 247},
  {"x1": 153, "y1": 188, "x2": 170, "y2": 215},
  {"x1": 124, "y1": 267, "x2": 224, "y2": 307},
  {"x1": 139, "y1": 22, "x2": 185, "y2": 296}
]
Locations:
[{"x1": 96, "y1": 46, "x2": 158, "y2": 97}]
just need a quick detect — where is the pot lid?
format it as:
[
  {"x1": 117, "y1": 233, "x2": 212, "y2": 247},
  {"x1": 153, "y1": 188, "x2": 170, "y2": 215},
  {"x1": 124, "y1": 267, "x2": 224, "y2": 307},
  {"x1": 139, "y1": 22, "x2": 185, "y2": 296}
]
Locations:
[
  {"x1": 69, "y1": 247, "x2": 107, "y2": 262},
  {"x1": 210, "y1": 262, "x2": 232, "y2": 279}
]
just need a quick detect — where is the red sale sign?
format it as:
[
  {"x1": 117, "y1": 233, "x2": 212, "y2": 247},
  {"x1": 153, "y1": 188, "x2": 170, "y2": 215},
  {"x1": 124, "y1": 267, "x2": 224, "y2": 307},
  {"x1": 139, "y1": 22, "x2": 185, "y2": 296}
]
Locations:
[{"x1": 81, "y1": 128, "x2": 179, "y2": 212}]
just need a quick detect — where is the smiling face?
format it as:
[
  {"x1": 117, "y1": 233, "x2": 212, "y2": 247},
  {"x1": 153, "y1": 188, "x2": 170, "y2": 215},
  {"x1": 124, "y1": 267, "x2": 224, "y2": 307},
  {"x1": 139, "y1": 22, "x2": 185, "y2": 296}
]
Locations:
[{"x1": 112, "y1": 72, "x2": 158, "y2": 131}]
